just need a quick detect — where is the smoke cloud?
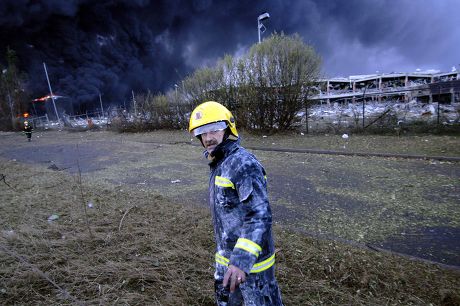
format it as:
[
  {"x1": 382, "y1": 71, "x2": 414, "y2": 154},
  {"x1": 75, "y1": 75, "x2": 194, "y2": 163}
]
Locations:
[{"x1": 1, "y1": 0, "x2": 458, "y2": 108}]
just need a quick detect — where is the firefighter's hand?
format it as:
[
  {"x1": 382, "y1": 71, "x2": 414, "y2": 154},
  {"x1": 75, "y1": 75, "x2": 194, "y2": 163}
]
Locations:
[{"x1": 223, "y1": 265, "x2": 246, "y2": 293}]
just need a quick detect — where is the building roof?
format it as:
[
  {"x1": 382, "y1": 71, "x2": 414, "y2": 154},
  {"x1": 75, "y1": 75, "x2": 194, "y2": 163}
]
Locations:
[{"x1": 319, "y1": 70, "x2": 458, "y2": 83}]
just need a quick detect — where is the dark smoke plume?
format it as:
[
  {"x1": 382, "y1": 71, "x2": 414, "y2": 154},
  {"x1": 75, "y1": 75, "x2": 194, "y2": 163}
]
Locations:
[{"x1": 1, "y1": 0, "x2": 458, "y2": 110}]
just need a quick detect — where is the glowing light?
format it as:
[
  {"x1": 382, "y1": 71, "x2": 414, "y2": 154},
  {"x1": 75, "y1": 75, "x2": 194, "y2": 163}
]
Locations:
[{"x1": 32, "y1": 94, "x2": 63, "y2": 102}]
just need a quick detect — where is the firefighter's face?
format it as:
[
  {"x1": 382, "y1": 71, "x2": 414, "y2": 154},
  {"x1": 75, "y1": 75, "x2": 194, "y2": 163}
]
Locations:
[{"x1": 201, "y1": 130, "x2": 225, "y2": 154}]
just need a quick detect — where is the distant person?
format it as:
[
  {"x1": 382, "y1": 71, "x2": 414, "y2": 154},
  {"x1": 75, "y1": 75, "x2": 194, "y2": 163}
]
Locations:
[
  {"x1": 188, "y1": 101, "x2": 283, "y2": 305},
  {"x1": 23, "y1": 121, "x2": 33, "y2": 142}
]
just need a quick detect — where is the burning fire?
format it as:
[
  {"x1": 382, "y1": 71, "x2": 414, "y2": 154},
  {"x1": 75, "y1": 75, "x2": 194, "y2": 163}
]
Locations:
[{"x1": 32, "y1": 94, "x2": 63, "y2": 102}]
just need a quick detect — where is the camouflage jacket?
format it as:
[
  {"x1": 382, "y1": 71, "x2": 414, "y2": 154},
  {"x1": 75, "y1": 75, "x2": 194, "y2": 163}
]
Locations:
[{"x1": 207, "y1": 139, "x2": 275, "y2": 274}]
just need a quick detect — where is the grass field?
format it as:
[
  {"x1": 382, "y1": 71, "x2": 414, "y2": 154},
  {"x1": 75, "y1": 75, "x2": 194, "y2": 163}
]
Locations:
[{"x1": 0, "y1": 130, "x2": 459, "y2": 305}]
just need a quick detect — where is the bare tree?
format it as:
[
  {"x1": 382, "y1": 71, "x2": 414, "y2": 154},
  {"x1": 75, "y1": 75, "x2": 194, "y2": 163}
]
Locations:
[
  {"x1": 241, "y1": 33, "x2": 321, "y2": 131},
  {"x1": 176, "y1": 34, "x2": 321, "y2": 132},
  {"x1": 182, "y1": 65, "x2": 225, "y2": 109}
]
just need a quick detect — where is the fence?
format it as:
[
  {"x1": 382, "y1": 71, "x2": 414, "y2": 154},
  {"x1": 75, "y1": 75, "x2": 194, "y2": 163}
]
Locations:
[
  {"x1": 24, "y1": 97, "x2": 460, "y2": 134},
  {"x1": 300, "y1": 98, "x2": 460, "y2": 134}
]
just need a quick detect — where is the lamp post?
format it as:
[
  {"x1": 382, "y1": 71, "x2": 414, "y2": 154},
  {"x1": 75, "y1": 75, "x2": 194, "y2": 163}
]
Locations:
[{"x1": 258, "y1": 12, "x2": 270, "y2": 43}]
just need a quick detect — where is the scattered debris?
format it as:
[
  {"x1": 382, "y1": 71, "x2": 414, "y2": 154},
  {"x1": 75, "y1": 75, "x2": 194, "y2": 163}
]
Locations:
[
  {"x1": 303, "y1": 100, "x2": 460, "y2": 131},
  {"x1": 47, "y1": 164, "x2": 69, "y2": 171},
  {"x1": 47, "y1": 214, "x2": 59, "y2": 222},
  {"x1": 48, "y1": 164, "x2": 60, "y2": 171},
  {"x1": 1, "y1": 230, "x2": 17, "y2": 240}
]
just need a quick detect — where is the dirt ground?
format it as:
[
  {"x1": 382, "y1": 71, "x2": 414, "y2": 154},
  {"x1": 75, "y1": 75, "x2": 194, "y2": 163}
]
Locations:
[
  {"x1": 1, "y1": 129, "x2": 459, "y2": 267},
  {"x1": 1, "y1": 129, "x2": 460, "y2": 305}
]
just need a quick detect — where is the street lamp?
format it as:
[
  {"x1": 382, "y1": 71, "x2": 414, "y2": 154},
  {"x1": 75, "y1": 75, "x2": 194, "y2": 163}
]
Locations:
[{"x1": 258, "y1": 12, "x2": 270, "y2": 43}]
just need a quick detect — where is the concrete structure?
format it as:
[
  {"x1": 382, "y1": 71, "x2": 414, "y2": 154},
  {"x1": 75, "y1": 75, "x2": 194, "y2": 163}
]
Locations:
[{"x1": 311, "y1": 70, "x2": 460, "y2": 105}]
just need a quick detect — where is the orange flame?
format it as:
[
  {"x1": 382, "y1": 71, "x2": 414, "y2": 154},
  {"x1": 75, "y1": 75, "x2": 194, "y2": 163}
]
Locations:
[{"x1": 32, "y1": 94, "x2": 63, "y2": 102}]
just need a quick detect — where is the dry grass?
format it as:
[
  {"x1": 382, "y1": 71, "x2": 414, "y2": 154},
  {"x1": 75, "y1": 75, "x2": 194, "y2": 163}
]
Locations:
[
  {"x1": 0, "y1": 159, "x2": 214, "y2": 305},
  {"x1": 1, "y1": 158, "x2": 459, "y2": 305}
]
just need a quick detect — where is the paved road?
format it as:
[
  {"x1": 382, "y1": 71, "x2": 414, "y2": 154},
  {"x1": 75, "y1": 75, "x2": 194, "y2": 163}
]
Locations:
[{"x1": 1, "y1": 131, "x2": 459, "y2": 268}]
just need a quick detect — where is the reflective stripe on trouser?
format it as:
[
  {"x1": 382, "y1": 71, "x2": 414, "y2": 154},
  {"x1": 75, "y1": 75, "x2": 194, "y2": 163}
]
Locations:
[
  {"x1": 215, "y1": 253, "x2": 275, "y2": 273},
  {"x1": 214, "y1": 261, "x2": 283, "y2": 306}
]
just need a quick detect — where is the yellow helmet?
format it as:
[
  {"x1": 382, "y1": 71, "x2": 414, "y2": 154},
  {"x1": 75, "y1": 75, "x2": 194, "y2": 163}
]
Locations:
[{"x1": 189, "y1": 101, "x2": 238, "y2": 137}]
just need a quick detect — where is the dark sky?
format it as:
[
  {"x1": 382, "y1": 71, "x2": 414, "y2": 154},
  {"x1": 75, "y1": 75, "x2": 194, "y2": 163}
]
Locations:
[{"x1": 1, "y1": 0, "x2": 459, "y2": 106}]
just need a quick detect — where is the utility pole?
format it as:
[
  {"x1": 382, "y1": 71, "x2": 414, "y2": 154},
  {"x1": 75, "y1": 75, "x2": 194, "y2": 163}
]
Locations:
[
  {"x1": 43, "y1": 62, "x2": 60, "y2": 124},
  {"x1": 99, "y1": 93, "x2": 104, "y2": 116},
  {"x1": 131, "y1": 90, "x2": 137, "y2": 116}
]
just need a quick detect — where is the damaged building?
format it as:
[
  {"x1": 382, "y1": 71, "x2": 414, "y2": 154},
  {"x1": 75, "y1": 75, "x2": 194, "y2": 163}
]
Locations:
[
  {"x1": 305, "y1": 70, "x2": 460, "y2": 131},
  {"x1": 312, "y1": 70, "x2": 459, "y2": 105}
]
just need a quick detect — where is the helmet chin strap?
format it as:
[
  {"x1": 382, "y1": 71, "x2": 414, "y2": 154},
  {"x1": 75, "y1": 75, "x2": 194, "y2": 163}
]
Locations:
[
  {"x1": 223, "y1": 129, "x2": 230, "y2": 141},
  {"x1": 197, "y1": 134, "x2": 204, "y2": 147}
]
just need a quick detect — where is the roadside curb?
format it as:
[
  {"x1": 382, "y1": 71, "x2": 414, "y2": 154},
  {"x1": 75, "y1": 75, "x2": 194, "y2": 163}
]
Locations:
[
  {"x1": 87, "y1": 138, "x2": 460, "y2": 162},
  {"x1": 244, "y1": 146, "x2": 460, "y2": 162}
]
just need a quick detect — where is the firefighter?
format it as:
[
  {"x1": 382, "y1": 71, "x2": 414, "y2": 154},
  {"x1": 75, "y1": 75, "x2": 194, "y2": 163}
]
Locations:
[
  {"x1": 23, "y1": 121, "x2": 33, "y2": 142},
  {"x1": 189, "y1": 101, "x2": 283, "y2": 305}
]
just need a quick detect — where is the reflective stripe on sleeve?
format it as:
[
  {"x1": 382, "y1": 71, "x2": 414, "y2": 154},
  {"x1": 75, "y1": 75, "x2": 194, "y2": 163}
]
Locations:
[
  {"x1": 215, "y1": 253, "x2": 230, "y2": 266},
  {"x1": 215, "y1": 176, "x2": 235, "y2": 189},
  {"x1": 234, "y1": 238, "x2": 262, "y2": 257},
  {"x1": 250, "y1": 254, "x2": 275, "y2": 273},
  {"x1": 215, "y1": 253, "x2": 275, "y2": 273}
]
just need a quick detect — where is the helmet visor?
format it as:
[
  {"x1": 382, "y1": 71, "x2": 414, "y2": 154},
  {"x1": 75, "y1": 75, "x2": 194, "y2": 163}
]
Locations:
[{"x1": 192, "y1": 121, "x2": 227, "y2": 136}]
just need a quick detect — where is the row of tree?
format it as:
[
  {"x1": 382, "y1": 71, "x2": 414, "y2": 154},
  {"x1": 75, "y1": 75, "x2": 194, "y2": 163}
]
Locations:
[{"x1": 131, "y1": 33, "x2": 322, "y2": 132}]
